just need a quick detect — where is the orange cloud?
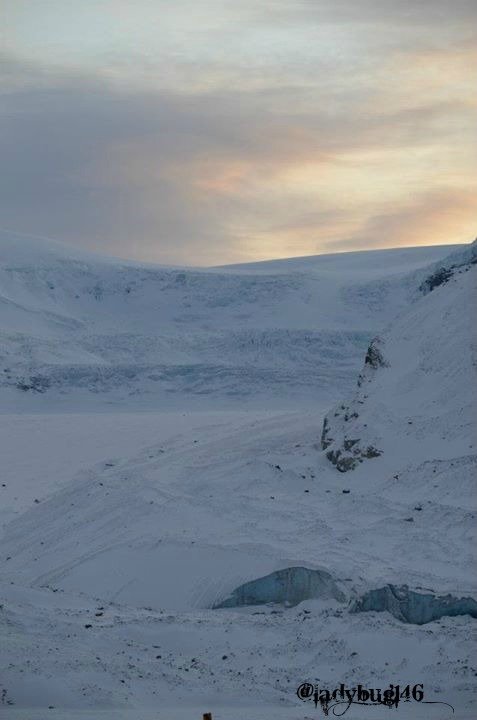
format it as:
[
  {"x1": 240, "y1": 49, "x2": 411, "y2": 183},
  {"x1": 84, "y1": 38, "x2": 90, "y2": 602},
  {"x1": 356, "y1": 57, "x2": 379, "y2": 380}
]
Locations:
[
  {"x1": 321, "y1": 188, "x2": 476, "y2": 253},
  {"x1": 371, "y1": 42, "x2": 477, "y2": 116},
  {"x1": 193, "y1": 159, "x2": 253, "y2": 195}
]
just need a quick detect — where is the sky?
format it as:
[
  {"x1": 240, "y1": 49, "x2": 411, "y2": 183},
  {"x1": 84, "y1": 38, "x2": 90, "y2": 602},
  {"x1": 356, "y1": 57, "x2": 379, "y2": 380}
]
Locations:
[{"x1": 1, "y1": 0, "x2": 476, "y2": 266}]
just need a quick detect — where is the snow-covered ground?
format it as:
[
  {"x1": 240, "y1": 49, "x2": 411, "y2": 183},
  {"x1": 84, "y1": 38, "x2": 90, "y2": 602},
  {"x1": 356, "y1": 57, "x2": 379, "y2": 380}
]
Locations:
[{"x1": 1, "y1": 234, "x2": 476, "y2": 719}]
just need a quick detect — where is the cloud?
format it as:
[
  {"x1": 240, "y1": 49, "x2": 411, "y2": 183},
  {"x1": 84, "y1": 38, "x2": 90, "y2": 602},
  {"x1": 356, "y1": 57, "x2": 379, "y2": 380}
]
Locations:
[
  {"x1": 257, "y1": 0, "x2": 477, "y2": 29},
  {"x1": 322, "y1": 189, "x2": 477, "y2": 252},
  {"x1": 0, "y1": 15, "x2": 475, "y2": 266}
]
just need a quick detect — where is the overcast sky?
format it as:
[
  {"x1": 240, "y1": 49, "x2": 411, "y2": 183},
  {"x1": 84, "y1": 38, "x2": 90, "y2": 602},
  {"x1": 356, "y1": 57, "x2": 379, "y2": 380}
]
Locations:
[{"x1": 1, "y1": 0, "x2": 476, "y2": 265}]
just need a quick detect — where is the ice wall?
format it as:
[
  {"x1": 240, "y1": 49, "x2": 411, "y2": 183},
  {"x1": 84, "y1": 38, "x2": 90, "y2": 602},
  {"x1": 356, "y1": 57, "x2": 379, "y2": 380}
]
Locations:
[
  {"x1": 213, "y1": 566, "x2": 346, "y2": 608},
  {"x1": 351, "y1": 584, "x2": 477, "y2": 625}
]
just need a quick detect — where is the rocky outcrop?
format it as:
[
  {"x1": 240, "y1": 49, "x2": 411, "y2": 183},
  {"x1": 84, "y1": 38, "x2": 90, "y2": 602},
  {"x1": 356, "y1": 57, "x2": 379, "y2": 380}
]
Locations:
[
  {"x1": 320, "y1": 337, "x2": 386, "y2": 472},
  {"x1": 419, "y1": 238, "x2": 477, "y2": 295},
  {"x1": 351, "y1": 584, "x2": 477, "y2": 625},
  {"x1": 363, "y1": 338, "x2": 388, "y2": 370},
  {"x1": 325, "y1": 443, "x2": 382, "y2": 473},
  {"x1": 213, "y1": 566, "x2": 346, "y2": 609},
  {"x1": 419, "y1": 266, "x2": 454, "y2": 293}
]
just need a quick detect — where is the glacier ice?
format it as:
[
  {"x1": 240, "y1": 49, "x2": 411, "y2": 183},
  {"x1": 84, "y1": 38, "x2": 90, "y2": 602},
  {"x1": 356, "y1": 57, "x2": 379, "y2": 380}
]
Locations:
[
  {"x1": 213, "y1": 566, "x2": 346, "y2": 608},
  {"x1": 351, "y1": 584, "x2": 477, "y2": 625}
]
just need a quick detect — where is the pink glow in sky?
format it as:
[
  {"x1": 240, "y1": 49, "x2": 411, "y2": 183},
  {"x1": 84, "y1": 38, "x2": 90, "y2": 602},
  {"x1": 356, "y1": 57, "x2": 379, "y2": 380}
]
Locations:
[{"x1": 1, "y1": 0, "x2": 476, "y2": 264}]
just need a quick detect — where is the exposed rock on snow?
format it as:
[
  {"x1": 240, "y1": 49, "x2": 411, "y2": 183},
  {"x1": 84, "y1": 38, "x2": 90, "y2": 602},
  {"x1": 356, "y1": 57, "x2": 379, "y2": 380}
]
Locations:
[
  {"x1": 362, "y1": 336, "x2": 389, "y2": 371},
  {"x1": 351, "y1": 584, "x2": 477, "y2": 624},
  {"x1": 213, "y1": 566, "x2": 346, "y2": 608},
  {"x1": 419, "y1": 238, "x2": 477, "y2": 294},
  {"x1": 325, "y1": 442, "x2": 382, "y2": 473}
]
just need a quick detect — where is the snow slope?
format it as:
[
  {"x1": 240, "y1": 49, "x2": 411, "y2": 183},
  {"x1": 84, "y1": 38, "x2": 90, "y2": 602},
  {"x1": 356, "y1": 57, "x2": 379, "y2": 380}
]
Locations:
[
  {"x1": 321, "y1": 240, "x2": 477, "y2": 475},
  {"x1": 1, "y1": 235, "x2": 476, "y2": 719},
  {"x1": 0, "y1": 230, "x2": 459, "y2": 410},
  {"x1": 2, "y1": 407, "x2": 476, "y2": 718}
]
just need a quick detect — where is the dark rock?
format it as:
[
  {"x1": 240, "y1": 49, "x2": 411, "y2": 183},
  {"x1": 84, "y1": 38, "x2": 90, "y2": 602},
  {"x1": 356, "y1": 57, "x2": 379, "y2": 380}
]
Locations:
[
  {"x1": 363, "y1": 445, "x2": 382, "y2": 459},
  {"x1": 364, "y1": 338, "x2": 388, "y2": 370},
  {"x1": 15, "y1": 375, "x2": 51, "y2": 393},
  {"x1": 320, "y1": 417, "x2": 334, "y2": 450},
  {"x1": 419, "y1": 266, "x2": 454, "y2": 294}
]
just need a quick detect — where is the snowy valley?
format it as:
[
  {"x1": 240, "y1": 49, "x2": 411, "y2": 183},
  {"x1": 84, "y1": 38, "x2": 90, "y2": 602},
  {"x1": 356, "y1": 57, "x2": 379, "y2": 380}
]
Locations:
[{"x1": 1, "y1": 233, "x2": 476, "y2": 719}]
